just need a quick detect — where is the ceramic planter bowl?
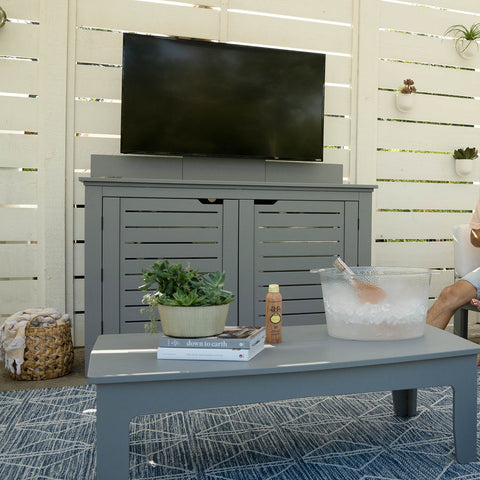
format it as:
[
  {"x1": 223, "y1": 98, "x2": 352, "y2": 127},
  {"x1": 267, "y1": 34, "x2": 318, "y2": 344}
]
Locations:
[
  {"x1": 455, "y1": 158, "x2": 474, "y2": 176},
  {"x1": 456, "y1": 39, "x2": 479, "y2": 59},
  {"x1": 157, "y1": 303, "x2": 230, "y2": 337},
  {"x1": 395, "y1": 93, "x2": 415, "y2": 112}
]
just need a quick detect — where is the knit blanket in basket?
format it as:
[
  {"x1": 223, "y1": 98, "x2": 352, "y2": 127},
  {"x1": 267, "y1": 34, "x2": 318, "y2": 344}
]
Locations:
[{"x1": 0, "y1": 308, "x2": 69, "y2": 375}]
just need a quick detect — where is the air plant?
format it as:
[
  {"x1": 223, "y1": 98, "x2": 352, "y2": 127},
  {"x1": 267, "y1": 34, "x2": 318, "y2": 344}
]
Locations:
[{"x1": 444, "y1": 23, "x2": 480, "y2": 55}]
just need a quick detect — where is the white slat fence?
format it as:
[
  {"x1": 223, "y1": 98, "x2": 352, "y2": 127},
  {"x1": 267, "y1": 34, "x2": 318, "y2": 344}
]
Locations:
[{"x1": 1, "y1": 0, "x2": 479, "y2": 344}]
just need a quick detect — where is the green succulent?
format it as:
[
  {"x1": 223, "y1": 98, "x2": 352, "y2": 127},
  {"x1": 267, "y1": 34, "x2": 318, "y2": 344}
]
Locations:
[
  {"x1": 453, "y1": 147, "x2": 478, "y2": 160},
  {"x1": 139, "y1": 259, "x2": 235, "y2": 333}
]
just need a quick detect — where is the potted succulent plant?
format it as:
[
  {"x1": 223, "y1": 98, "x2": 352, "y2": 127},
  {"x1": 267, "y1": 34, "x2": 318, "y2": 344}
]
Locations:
[
  {"x1": 444, "y1": 23, "x2": 480, "y2": 58},
  {"x1": 453, "y1": 147, "x2": 478, "y2": 176},
  {"x1": 395, "y1": 78, "x2": 416, "y2": 112},
  {"x1": 140, "y1": 259, "x2": 235, "y2": 336}
]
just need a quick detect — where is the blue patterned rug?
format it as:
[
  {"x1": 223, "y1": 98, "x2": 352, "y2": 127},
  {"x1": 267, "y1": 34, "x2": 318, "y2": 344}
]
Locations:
[{"x1": 1, "y1": 376, "x2": 480, "y2": 479}]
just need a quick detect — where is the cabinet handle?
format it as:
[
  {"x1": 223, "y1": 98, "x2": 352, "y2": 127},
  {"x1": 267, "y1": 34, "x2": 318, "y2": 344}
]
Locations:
[{"x1": 0, "y1": 7, "x2": 6, "y2": 28}]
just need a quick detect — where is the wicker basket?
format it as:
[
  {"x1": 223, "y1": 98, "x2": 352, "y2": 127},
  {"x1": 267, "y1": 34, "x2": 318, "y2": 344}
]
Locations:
[{"x1": 9, "y1": 314, "x2": 74, "y2": 381}]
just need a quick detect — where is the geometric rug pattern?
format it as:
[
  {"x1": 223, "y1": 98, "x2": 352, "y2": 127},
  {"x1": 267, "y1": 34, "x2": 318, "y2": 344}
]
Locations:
[{"x1": 1, "y1": 374, "x2": 480, "y2": 479}]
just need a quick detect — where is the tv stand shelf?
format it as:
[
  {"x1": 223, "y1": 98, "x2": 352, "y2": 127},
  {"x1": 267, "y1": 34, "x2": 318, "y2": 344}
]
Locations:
[{"x1": 81, "y1": 173, "x2": 376, "y2": 370}]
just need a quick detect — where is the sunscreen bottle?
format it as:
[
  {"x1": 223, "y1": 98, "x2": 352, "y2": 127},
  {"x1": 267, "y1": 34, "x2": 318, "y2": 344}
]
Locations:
[{"x1": 265, "y1": 284, "x2": 282, "y2": 343}]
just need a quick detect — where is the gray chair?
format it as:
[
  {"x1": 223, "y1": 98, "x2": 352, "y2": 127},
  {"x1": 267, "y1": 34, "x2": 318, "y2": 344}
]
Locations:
[{"x1": 452, "y1": 224, "x2": 480, "y2": 338}]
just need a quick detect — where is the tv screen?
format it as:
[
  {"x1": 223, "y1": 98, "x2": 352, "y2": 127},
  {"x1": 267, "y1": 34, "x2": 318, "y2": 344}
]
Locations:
[{"x1": 121, "y1": 34, "x2": 326, "y2": 161}]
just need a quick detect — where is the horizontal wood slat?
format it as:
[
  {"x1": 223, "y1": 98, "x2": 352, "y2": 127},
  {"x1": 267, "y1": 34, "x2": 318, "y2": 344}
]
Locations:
[
  {"x1": 379, "y1": 0, "x2": 480, "y2": 39},
  {"x1": 0, "y1": 97, "x2": 38, "y2": 132},
  {"x1": 74, "y1": 278, "x2": 84, "y2": 312},
  {"x1": 74, "y1": 136, "x2": 119, "y2": 169},
  {"x1": 75, "y1": 64, "x2": 121, "y2": 100},
  {"x1": 0, "y1": 208, "x2": 37, "y2": 240},
  {"x1": 376, "y1": 151, "x2": 480, "y2": 182},
  {"x1": 0, "y1": 280, "x2": 39, "y2": 314},
  {"x1": 375, "y1": 241, "x2": 453, "y2": 268},
  {"x1": 73, "y1": 208, "x2": 84, "y2": 240},
  {"x1": 415, "y1": 0, "x2": 480, "y2": 11},
  {"x1": 257, "y1": 213, "x2": 342, "y2": 227},
  {"x1": 228, "y1": 0, "x2": 353, "y2": 23},
  {"x1": 123, "y1": 197, "x2": 222, "y2": 213},
  {"x1": 0, "y1": 23, "x2": 39, "y2": 59},
  {"x1": 379, "y1": 59, "x2": 480, "y2": 98},
  {"x1": 377, "y1": 120, "x2": 480, "y2": 152},
  {"x1": 375, "y1": 182, "x2": 479, "y2": 210},
  {"x1": 227, "y1": 11, "x2": 352, "y2": 56},
  {"x1": 0, "y1": 244, "x2": 38, "y2": 276},
  {"x1": 0, "y1": 171, "x2": 37, "y2": 204},
  {"x1": 76, "y1": 29, "x2": 124, "y2": 66},
  {"x1": 0, "y1": 59, "x2": 38, "y2": 94},
  {"x1": 123, "y1": 213, "x2": 221, "y2": 228},
  {"x1": 378, "y1": 90, "x2": 480, "y2": 127},
  {"x1": 74, "y1": 243, "x2": 84, "y2": 277},
  {"x1": 122, "y1": 257, "x2": 221, "y2": 276},
  {"x1": 0, "y1": 134, "x2": 39, "y2": 168},
  {"x1": 256, "y1": 227, "x2": 341, "y2": 242},
  {"x1": 376, "y1": 211, "x2": 473, "y2": 239},
  {"x1": 123, "y1": 227, "x2": 221, "y2": 243},
  {"x1": 77, "y1": 0, "x2": 220, "y2": 40},
  {"x1": 2, "y1": 0, "x2": 40, "y2": 20},
  {"x1": 378, "y1": 30, "x2": 480, "y2": 70},
  {"x1": 122, "y1": 243, "x2": 221, "y2": 258}
]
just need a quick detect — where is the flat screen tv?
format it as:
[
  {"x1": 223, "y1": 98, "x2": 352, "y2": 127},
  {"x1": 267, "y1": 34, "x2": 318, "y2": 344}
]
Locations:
[{"x1": 121, "y1": 34, "x2": 326, "y2": 161}]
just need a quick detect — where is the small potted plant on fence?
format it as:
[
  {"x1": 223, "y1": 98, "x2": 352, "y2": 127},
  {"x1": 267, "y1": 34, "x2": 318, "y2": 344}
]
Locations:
[
  {"x1": 444, "y1": 23, "x2": 480, "y2": 58},
  {"x1": 140, "y1": 259, "x2": 235, "y2": 337},
  {"x1": 395, "y1": 78, "x2": 416, "y2": 112},
  {"x1": 453, "y1": 147, "x2": 478, "y2": 176}
]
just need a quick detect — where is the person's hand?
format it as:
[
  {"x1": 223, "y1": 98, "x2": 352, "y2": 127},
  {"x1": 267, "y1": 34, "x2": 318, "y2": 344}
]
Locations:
[{"x1": 471, "y1": 298, "x2": 480, "y2": 309}]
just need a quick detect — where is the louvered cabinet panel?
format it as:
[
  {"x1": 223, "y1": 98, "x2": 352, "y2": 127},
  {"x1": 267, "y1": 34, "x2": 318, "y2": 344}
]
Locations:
[
  {"x1": 104, "y1": 197, "x2": 231, "y2": 333},
  {"x1": 250, "y1": 200, "x2": 353, "y2": 326}
]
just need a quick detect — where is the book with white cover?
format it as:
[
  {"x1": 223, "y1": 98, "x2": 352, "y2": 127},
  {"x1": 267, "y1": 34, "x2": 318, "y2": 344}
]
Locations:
[
  {"x1": 158, "y1": 326, "x2": 265, "y2": 349},
  {"x1": 156, "y1": 336, "x2": 265, "y2": 361}
]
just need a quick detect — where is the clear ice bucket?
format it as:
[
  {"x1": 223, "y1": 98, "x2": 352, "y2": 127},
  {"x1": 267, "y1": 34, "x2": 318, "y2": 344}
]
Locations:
[{"x1": 312, "y1": 266, "x2": 433, "y2": 340}]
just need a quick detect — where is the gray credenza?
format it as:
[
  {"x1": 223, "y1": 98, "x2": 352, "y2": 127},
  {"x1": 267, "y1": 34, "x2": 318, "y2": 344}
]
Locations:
[{"x1": 81, "y1": 171, "x2": 375, "y2": 368}]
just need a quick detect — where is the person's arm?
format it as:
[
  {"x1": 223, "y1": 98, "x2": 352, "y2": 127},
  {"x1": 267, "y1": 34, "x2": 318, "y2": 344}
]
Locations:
[{"x1": 471, "y1": 228, "x2": 480, "y2": 247}]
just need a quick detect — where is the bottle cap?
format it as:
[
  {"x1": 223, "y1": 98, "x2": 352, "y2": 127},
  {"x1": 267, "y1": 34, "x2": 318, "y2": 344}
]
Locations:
[{"x1": 268, "y1": 284, "x2": 280, "y2": 293}]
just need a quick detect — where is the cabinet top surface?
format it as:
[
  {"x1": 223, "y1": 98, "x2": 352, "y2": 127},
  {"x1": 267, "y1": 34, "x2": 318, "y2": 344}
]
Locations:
[
  {"x1": 80, "y1": 176, "x2": 377, "y2": 190},
  {"x1": 87, "y1": 325, "x2": 479, "y2": 385}
]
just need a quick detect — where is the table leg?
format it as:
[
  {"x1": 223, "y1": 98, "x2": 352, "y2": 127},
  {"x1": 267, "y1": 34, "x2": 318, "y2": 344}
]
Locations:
[
  {"x1": 392, "y1": 389, "x2": 417, "y2": 417},
  {"x1": 452, "y1": 358, "x2": 477, "y2": 464},
  {"x1": 96, "y1": 386, "x2": 131, "y2": 480}
]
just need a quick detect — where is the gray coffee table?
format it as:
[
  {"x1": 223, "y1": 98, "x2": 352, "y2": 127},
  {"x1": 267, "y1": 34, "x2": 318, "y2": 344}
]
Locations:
[{"x1": 88, "y1": 324, "x2": 480, "y2": 480}]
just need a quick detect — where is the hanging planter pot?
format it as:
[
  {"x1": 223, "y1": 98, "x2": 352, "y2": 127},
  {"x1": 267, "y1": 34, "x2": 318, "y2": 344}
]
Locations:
[
  {"x1": 453, "y1": 147, "x2": 478, "y2": 177},
  {"x1": 455, "y1": 159, "x2": 474, "y2": 176},
  {"x1": 395, "y1": 79, "x2": 416, "y2": 113},
  {"x1": 455, "y1": 39, "x2": 479, "y2": 59},
  {"x1": 445, "y1": 24, "x2": 480, "y2": 59},
  {"x1": 395, "y1": 93, "x2": 415, "y2": 113}
]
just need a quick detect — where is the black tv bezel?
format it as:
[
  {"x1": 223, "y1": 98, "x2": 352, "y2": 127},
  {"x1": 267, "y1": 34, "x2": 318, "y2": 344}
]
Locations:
[{"x1": 120, "y1": 34, "x2": 326, "y2": 162}]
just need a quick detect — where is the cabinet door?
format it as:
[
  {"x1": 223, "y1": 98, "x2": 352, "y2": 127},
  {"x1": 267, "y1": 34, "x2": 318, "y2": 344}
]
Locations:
[
  {"x1": 104, "y1": 197, "x2": 235, "y2": 333},
  {"x1": 249, "y1": 200, "x2": 353, "y2": 326}
]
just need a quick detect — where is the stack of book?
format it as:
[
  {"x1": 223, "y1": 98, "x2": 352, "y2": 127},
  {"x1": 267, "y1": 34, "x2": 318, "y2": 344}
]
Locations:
[{"x1": 156, "y1": 326, "x2": 266, "y2": 361}]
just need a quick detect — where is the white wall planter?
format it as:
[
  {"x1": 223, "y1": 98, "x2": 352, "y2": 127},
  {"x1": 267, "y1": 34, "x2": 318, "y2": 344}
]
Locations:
[
  {"x1": 456, "y1": 39, "x2": 479, "y2": 59},
  {"x1": 395, "y1": 93, "x2": 415, "y2": 112},
  {"x1": 455, "y1": 158, "x2": 474, "y2": 176}
]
